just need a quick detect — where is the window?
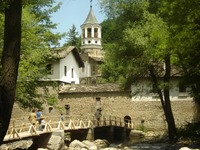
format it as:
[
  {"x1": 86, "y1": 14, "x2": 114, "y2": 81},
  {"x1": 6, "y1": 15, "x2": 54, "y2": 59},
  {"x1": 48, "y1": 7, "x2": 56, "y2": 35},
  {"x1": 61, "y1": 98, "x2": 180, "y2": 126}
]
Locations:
[
  {"x1": 64, "y1": 66, "x2": 67, "y2": 76},
  {"x1": 179, "y1": 82, "x2": 186, "y2": 93},
  {"x1": 94, "y1": 28, "x2": 98, "y2": 38},
  {"x1": 95, "y1": 97, "x2": 101, "y2": 108},
  {"x1": 151, "y1": 83, "x2": 158, "y2": 93},
  {"x1": 71, "y1": 68, "x2": 74, "y2": 78},
  {"x1": 82, "y1": 29, "x2": 85, "y2": 38},
  {"x1": 82, "y1": 67, "x2": 85, "y2": 73},
  {"x1": 46, "y1": 64, "x2": 53, "y2": 75},
  {"x1": 151, "y1": 83, "x2": 159, "y2": 99},
  {"x1": 178, "y1": 82, "x2": 187, "y2": 98},
  {"x1": 87, "y1": 28, "x2": 91, "y2": 38}
]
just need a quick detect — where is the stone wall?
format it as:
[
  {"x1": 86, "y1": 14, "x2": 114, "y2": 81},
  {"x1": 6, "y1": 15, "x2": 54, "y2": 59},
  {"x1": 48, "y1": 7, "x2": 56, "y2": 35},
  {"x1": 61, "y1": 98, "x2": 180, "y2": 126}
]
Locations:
[
  {"x1": 11, "y1": 83, "x2": 196, "y2": 133},
  {"x1": 58, "y1": 91, "x2": 195, "y2": 132}
]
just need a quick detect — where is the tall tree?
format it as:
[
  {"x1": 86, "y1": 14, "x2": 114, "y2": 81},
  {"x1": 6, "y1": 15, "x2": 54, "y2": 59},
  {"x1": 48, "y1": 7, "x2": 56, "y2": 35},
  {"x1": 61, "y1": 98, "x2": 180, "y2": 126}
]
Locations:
[
  {"x1": 0, "y1": 0, "x2": 62, "y2": 143},
  {"x1": 64, "y1": 24, "x2": 80, "y2": 49},
  {"x1": 16, "y1": 4, "x2": 62, "y2": 109},
  {"x1": 159, "y1": 0, "x2": 200, "y2": 114},
  {"x1": 0, "y1": 0, "x2": 22, "y2": 144},
  {"x1": 147, "y1": 0, "x2": 200, "y2": 123},
  {"x1": 99, "y1": 0, "x2": 177, "y2": 140}
]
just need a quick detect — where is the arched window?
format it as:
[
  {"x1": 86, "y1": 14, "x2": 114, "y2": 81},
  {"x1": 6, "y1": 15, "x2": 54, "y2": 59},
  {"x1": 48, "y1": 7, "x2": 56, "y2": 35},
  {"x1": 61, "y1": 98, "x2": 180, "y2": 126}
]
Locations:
[
  {"x1": 82, "y1": 29, "x2": 85, "y2": 38},
  {"x1": 94, "y1": 28, "x2": 98, "y2": 38},
  {"x1": 87, "y1": 28, "x2": 91, "y2": 38}
]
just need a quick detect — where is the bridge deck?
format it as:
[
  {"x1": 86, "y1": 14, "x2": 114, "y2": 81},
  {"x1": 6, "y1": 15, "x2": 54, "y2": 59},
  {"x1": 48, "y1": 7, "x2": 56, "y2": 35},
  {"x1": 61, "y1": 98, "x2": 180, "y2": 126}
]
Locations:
[{"x1": 3, "y1": 115, "x2": 134, "y2": 142}]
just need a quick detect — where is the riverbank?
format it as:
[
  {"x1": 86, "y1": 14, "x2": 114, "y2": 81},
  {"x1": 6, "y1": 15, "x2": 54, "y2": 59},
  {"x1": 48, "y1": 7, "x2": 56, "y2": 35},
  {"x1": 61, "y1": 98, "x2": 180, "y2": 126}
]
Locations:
[
  {"x1": 120, "y1": 136, "x2": 200, "y2": 150},
  {"x1": 0, "y1": 136, "x2": 199, "y2": 150}
]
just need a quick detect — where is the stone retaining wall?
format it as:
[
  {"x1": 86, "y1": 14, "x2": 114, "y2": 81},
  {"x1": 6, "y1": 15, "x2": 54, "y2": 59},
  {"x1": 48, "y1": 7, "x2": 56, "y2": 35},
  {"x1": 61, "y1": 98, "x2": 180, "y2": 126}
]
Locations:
[
  {"x1": 11, "y1": 83, "x2": 196, "y2": 132},
  {"x1": 58, "y1": 91, "x2": 195, "y2": 131}
]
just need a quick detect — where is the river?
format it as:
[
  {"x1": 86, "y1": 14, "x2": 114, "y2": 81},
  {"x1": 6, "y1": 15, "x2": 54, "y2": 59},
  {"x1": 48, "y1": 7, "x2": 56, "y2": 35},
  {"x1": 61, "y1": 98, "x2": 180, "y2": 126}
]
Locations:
[{"x1": 109, "y1": 137, "x2": 200, "y2": 150}]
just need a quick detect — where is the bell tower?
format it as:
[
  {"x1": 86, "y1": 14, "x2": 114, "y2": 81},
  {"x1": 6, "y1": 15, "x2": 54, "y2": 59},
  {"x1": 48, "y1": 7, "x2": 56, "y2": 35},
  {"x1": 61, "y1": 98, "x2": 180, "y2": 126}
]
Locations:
[
  {"x1": 80, "y1": 2, "x2": 102, "y2": 56},
  {"x1": 79, "y1": 1, "x2": 104, "y2": 84}
]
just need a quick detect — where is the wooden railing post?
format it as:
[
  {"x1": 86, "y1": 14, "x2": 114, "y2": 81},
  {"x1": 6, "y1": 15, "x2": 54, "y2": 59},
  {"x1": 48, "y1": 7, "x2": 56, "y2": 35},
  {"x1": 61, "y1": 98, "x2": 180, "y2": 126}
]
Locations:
[{"x1": 109, "y1": 116, "x2": 112, "y2": 125}]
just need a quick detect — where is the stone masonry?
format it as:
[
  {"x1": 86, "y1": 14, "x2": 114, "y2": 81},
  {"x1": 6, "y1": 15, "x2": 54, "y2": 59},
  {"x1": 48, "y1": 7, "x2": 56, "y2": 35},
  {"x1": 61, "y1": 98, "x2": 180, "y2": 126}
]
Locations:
[
  {"x1": 11, "y1": 83, "x2": 196, "y2": 133},
  {"x1": 58, "y1": 84, "x2": 196, "y2": 132}
]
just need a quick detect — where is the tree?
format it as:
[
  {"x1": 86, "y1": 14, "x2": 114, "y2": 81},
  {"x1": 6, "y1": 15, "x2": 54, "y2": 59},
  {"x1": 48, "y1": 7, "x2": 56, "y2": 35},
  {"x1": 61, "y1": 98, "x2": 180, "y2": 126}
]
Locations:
[
  {"x1": 16, "y1": 4, "x2": 62, "y2": 109},
  {"x1": 159, "y1": 0, "x2": 200, "y2": 111},
  {"x1": 0, "y1": 0, "x2": 62, "y2": 144},
  {"x1": 64, "y1": 24, "x2": 80, "y2": 49},
  {"x1": 99, "y1": 0, "x2": 177, "y2": 141},
  {"x1": 0, "y1": 0, "x2": 22, "y2": 144}
]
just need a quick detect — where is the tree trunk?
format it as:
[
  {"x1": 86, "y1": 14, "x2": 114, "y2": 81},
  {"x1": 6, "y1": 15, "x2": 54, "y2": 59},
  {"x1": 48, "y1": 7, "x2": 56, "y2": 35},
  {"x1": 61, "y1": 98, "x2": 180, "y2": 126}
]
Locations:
[
  {"x1": 148, "y1": 54, "x2": 177, "y2": 141},
  {"x1": 163, "y1": 55, "x2": 177, "y2": 141},
  {"x1": 0, "y1": 0, "x2": 22, "y2": 144}
]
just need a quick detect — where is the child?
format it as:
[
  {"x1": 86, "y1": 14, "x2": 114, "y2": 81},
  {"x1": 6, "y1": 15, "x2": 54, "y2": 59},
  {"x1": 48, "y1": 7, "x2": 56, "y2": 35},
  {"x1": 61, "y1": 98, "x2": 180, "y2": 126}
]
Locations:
[
  {"x1": 41, "y1": 117, "x2": 45, "y2": 131},
  {"x1": 60, "y1": 113, "x2": 64, "y2": 121}
]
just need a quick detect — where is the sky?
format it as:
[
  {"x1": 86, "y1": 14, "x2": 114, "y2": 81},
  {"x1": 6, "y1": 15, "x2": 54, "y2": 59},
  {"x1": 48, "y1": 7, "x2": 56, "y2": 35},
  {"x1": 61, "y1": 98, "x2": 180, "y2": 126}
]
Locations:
[{"x1": 51, "y1": 0, "x2": 106, "y2": 46}]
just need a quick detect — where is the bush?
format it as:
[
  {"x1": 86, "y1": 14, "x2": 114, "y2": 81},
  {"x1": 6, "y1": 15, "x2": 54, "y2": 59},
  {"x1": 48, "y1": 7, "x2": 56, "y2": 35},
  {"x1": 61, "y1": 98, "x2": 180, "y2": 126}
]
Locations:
[{"x1": 177, "y1": 122, "x2": 200, "y2": 141}]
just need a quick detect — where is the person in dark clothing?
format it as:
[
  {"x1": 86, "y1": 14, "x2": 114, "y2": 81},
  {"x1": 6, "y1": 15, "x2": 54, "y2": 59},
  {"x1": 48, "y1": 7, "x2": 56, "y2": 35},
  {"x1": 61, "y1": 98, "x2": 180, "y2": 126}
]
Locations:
[{"x1": 95, "y1": 108, "x2": 102, "y2": 125}]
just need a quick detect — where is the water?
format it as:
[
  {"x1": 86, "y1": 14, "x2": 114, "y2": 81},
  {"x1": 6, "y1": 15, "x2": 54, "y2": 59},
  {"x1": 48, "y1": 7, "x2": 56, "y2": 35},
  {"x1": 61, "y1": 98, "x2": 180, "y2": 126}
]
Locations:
[
  {"x1": 110, "y1": 142, "x2": 196, "y2": 150},
  {"x1": 110, "y1": 137, "x2": 200, "y2": 150}
]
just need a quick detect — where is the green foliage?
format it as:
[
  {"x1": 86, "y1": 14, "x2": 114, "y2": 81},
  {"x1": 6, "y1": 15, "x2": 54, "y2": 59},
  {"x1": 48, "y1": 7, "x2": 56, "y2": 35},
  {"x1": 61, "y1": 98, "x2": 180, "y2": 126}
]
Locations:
[
  {"x1": 158, "y1": 0, "x2": 200, "y2": 104},
  {"x1": 46, "y1": 95, "x2": 58, "y2": 106},
  {"x1": 16, "y1": 82, "x2": 43, "y2": 109},
  {"x1": 137, "y1": 125, "x2": 148, "y2": 133},
  {"x1": 101, "y1": 19, "x2": 119, "y2": 44},
  {"x1": 100, "y1": 0, "x2": 169, "y2": 89},
  {"x1": 65, "y1": 24, "x2": 79, "y2": 46},
  {"x1": 0, "y1": 2, "x2": 64, "y2": 109},
  {"x1": 99, "y1": 0, "x2": 200, "y2": 140},
  {"x1": 177, "y1": 122, "x2": 200, "y2": 141}
]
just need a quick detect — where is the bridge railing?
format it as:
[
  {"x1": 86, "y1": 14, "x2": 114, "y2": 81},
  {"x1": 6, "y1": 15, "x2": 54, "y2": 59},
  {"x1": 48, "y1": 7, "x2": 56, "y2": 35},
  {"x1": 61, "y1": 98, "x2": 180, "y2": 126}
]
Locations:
[{"x1": 5, "y1": 115, "x2": 134, "y2": 141}]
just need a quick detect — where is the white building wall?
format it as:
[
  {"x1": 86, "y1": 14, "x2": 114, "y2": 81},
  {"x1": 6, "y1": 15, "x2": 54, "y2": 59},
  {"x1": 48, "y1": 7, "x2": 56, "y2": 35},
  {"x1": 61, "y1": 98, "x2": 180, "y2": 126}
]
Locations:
[
  {"x1": 59, "y1": 53, "x2": 80, "y2": 84},
  {"x1": 131, "y1": 79, "x2": 192, "y2": 101}
]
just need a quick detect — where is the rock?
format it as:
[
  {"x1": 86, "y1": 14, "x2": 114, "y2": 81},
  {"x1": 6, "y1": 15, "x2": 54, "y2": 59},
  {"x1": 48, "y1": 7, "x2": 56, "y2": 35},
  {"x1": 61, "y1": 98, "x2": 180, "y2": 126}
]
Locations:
[
  {"x1": 102, "y1": 148, "x2": 118, "y2": 150},
  {"x1": 0, "y1": 140, "x2": 32, "y2": 150},
  {"x1": 94, "y1": 139, "x2": 109, "y2": 148},
  {"x1": 117, "y1": 143, "x2": 123, "y2": 148},
  {"x1": 129, "y1": 129, "x2": 145, "y2": 137},
  {"x1": 124, "y1": 147, "x2": 132, "y2": 150},
  {"x1": 82, "y1": 140, "x2": 98, "y2": 150},
  {"x1": 69, "y1": 140, "x2": 88, "y2": 150},
  {"x1": 179, "y1": 147, "x2": 199, "y2": 150},
  {"x1": 47, "y1": 135, "x2": 62, "y2": 150}
]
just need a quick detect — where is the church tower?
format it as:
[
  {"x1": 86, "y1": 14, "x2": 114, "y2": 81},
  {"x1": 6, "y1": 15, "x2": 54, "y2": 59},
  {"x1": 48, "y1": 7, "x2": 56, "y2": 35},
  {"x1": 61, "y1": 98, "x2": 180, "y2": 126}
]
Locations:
[
  {"x1": 80, "y1": 3, "x2": 102, "y2": 55},
  {"x1": 79, "y1": 2, "x2": 104, "y2": 84}
]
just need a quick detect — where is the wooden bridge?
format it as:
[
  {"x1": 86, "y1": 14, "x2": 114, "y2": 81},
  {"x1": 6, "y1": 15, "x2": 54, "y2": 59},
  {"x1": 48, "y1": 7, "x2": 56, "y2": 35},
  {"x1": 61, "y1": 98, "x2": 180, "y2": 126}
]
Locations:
[{"x1": 3, "y1": 115, "x2": 134, "y2": 143}]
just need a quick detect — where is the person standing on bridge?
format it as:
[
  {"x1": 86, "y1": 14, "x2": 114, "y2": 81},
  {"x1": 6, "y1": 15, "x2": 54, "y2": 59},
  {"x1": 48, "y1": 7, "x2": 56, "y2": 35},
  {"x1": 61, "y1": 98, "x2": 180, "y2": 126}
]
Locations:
[
  {"x1": 40, "y1": 116, "x2": 45, "y2": 131},
  {"x1": 95, "y1": 108, "x2": 102, "y2": 126},
  {"x1": 36, "y1": 109, "x2": 43, "y2": 124},
  {"x1": 28, "y1": 109, "x2": 37, "y2": 125},
  {"x1": 60, "y1": 113, "x2": 64, "y2": 122}
]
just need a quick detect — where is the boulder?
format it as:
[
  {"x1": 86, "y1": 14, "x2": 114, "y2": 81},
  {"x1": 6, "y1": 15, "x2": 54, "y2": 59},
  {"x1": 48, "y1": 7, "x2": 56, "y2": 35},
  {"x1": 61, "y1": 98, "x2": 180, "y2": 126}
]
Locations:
[
  {"x1": 0, "y1": 140, "x2": 32, "y2": 150},
  {"x1": 69, "y1": 140, "x2": 88, "y2": 150},
  {"x1": 47, "y1": 135, "x2": 62, "y2": 150},
  {"x1": 94, "y1": 139, "x2": 109, "y2": 148},
  {"x1": 129, "y1": 129, "x2": 145, "y2": 137},
  {"x1": 102, "y1": 148, "x2": 118, "y2": 150},
  {"x1": 179, "y1": 147, "x2": 199, "y2": 150},
  {"x1": 82, "y1": 140, "x2": 98, "y2": 150}
]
